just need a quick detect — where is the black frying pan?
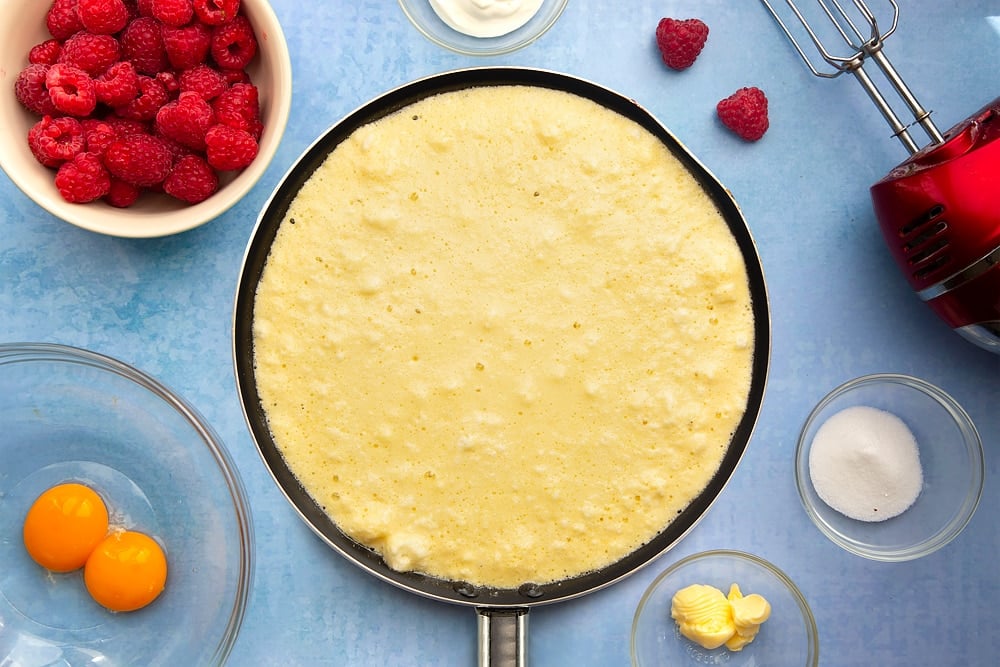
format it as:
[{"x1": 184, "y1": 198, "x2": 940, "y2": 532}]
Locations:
[{"x1": 232, "y1": 67, "x2": 770, "y2": 666}]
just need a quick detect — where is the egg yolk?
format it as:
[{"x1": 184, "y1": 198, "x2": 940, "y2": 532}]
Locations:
[
  {"x1": 23, "y1": 483, "x2": 110, "y2": 572},
  {"x1": 84, "y1": 530, "x2": 168, "y2": 612}
]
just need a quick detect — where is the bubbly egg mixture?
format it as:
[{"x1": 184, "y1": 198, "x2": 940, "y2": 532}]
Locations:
[{"x1": 252, "y1": 85, "x2": 755, "y2": 588}]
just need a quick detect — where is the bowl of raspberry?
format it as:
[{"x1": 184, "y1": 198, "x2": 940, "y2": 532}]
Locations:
[{"x1": 0, "y1": 0, "x2": 292, "y2": 238}]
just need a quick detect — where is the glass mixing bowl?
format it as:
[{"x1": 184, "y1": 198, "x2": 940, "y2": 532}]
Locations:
[{"x1": 0, "y1": 343, "x2": 253, "y2": 666}]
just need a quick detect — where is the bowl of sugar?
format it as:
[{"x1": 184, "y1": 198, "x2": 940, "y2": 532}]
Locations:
[{"x1": 795, "y1": 373, "x2": 984, "y2": 561}]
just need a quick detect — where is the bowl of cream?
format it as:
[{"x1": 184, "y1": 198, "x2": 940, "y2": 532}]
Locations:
[
  {"x1": 398, "y1": 0, "x2": 568, "y2": 55},
  {"x1": 795, "y1": 373, "x2": 984, "y2": 561}
]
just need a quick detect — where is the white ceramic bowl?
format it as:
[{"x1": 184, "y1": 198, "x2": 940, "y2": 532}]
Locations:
[
  {"x1": 795, "y1": 373, "x2": 984, "y2": 561},
  {"x1": 0, "y1": 343, "x2": 254, "y2": 665},
  {"x1": 632, "y1": 550, "x2": 819, "y2": 666},
  {"x1": 398, "y1": 0, "x2": 568, "y2": 56},
  {"x1": 0, "y1": 0, "x2": 292, "y2": 237}
]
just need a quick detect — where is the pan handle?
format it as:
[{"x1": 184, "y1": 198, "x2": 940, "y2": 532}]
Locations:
[{"x1": 476, "y1": 607, "x2": 529, "y2": 667}]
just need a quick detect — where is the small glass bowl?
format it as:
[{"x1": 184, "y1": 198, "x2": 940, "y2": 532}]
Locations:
[
  {"x1": 0, "y1": 343, "x2": 254, "y2": 665},
  {"x1": 795, "y1": 373, "x2": 984, "y2": 561},
  {"x1": 398, "y1": 0, "x2": 568, "y2": 56},
  {"x1": 632, "y1": 550, "x2": 819, "y2": 666}
]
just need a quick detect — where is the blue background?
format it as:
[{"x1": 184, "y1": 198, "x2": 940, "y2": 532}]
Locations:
[{"x1": 2, "y1": 1, "x2": 998, "y2": 665}]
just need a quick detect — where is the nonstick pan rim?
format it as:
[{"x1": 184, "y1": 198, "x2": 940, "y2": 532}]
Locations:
[{"x1": 232, "y1": 66, "x2": 771, "y2": 610}]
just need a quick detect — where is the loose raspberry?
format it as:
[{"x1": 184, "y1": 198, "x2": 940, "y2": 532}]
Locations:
[
  {"x1": 55, "y1": 152, "x2": 112, "y2": 203},
  {"x1": 95, "y1": 61, "x2": 140, "y2": 108},
  {"x1": 58, "y1": 32, "x2": 122, "y2": 76},
  {"x1": 204, "y1": 123, "x2": 256, "y2": 170},
  {"x1": 137, "y1": 0, "x2": 155, "y2": 16},
  {"x1": 162, "y1": 22, "x2": 212, "y2": 71},
  {"x1": 210, "y1": 15, "x2": 257, "y2": 70},
  {"x1": 164, "y1": 154, "x2": 218, "y2": 203},
  {"x1": 28, "y1": 116, "x2": 86, "y2": 167},
  {"x1": 151, "y1": 0, "x2": 194, "y2": 27},
  {"x1": 115, "y1": 75, "x2": 169, "y2": 121},
  {"x1": 655, "y1": 18, "x2": 709, "y2": 71},
  {"x1": 121, "y1": 16, "x2": 168, "y2": 74},
  {"x1": 46, "y1": 0, "x2": 85, "y2": 40},
  {"x1": 178, "y1": 63, "x2": 227, "y2": 100},
  {"x1": 716, "y1": 87, "x2": 770, "y2": 141},
  {"x1": 78, "y1": 0, "x2": 130, "y2": 35},
  {"x1": 29, "y1": 40, "x2": 63, "y2": 66},
  {"x1": 81, "y1": 119, "x2": 118, "y2": 155},
  {"x1": 46, "y1": 63, "x2": 98, "y2": 117},
  {"x1": 193, "y1": 0, "x2": 240, "y2": 26},
  {"x1": 15, "y1": 64, "x2": 58, "y2": 116},
  {"x1": 155, "y1": 91, "x2": 215, "y2": 150},
  {"x1": 212, "y1": 82, "x2": 261, "y2": 139},
  {"x1": 106, "y1": 178, "x2": 141, "y2": 206},
  {"x1": 103, "y1": 132, "x2": 174, "y2": 186}
]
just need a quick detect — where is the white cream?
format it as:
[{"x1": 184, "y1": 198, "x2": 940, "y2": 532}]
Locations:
[{"x1": 429, "y1": 0, "x2": 545, "y2": 38}]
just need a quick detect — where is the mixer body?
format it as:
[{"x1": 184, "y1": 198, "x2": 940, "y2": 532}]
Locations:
[{"x1": 870, "y1": 96, "x2": 1000, "y2": 352}]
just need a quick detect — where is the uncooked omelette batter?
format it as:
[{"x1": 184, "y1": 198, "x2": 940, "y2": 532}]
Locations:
[{"x1": 252, "y1": 85, "x2": 755, "y2": 588}]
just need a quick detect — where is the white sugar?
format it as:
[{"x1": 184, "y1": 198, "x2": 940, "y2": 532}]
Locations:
[{"x1": 808, "y1": 405, "x2": 923, "y2": 522}]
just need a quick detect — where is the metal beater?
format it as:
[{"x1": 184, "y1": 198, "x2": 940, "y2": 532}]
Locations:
[
  {"x1": 760, "y1": 0, "x2": 942, "y2": 153},
  {"x1": 761, "y1": 0, "x2": 1000, "y2": 353}
]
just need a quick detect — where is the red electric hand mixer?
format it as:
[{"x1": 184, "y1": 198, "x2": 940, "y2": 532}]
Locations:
[{"x1": 761, "y1": 0, "x2": 1000, "y2": 353}]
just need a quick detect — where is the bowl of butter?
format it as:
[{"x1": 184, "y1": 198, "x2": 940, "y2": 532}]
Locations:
[{"x1": 631, "y1": 550, "x2": 819, "y2": 667}]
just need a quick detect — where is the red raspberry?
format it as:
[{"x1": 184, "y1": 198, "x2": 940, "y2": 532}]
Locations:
[
  {"x1": 212, "y1": 82, "x2": 261, "y2": 139},
  {"x1": 29, "y1": 40, "x2": 63, "y2": 66},
  {"x1": 103, "y1": 132, "x2": 174, "y2": 186},
  {"x1": 95, "y1": 61, "x2": 140, "y2": 107},
  {"x1": 178, "y1": 63, "x2": 227, "y2": 100},
  {"x1": 137, "y1": 0, "x2": 154, "y2": 16},
  {"x1": 164, "y1": 154, "x2": 218, "y2": 203},
  {"x1": 55, "y1": 152, "x2": 112, "y2": 203},
  {"x1": 716, "y1": 87, "x2": 770, "y2": 141},
  {"x1": 46, "y1": 0, "x2": 85, "y2": 40},
  {"x1": 156, "y1": 70, "x2": 181, "y2": 93},
  {"x1": 123, "y1": 0, "x2": 141, "y2": 21},
  {"x1": 193, "y1": 0, "x2": 240, "y2": 26},
  {"x1": 151, "y1": 0, "x2": 194, "y2": 27},
  {"x1": 106, "y1": 177, "x2": 142, "y2": 207},
  {"x1": 15, "y1": 64, "x2": 58, "y2": 116},
  {"x1": 100, "y1": 115, "x2": 150, "y2": 136},
  {"x1": 46, "y1": 63, "x2": 98, "y2": 117},
  {"x1": 115, "y1": 75, "x2": 168, "y2": 120},
  {"x1": 155, "y1": 91, "x2": 215, "y2": 150},
  {"x1": 121, "y1": 16, "x2": 168, "y2": 74},
  {"x1": 220, "y1": 68, "x2": 249, "y2": 85},
  {"x1": 28, "y1": 116, "x2": 85, "y2": 167},
  {"x1": 81, "y1": 119, "x2": 118, "y2": 155},
  {"x1": 204, "y1": 123, "x2": 256, "y2": 170},
  {"x1": 210, "y1": 15, "x2": 257, "y2": 70},
  {"x1": 78, "y1": 0, "x2": 130, "y2": 35},
  {"x1": 162, "y1": 22, "x2": 212, "y2": 70},
  {"x1": 158, "y1": 134, "x2": 196, "y2": 162},
  {"x1": 655, "y1": 18, "x2": 709, "y2": 71},
  {"x1": 58, "y1": 32, "x2": 122, "y2": 76}
]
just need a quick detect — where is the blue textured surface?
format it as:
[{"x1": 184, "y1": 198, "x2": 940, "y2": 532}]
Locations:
[{"x1": 2, "y1": 2, "x2": 999, "y2": 665}]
